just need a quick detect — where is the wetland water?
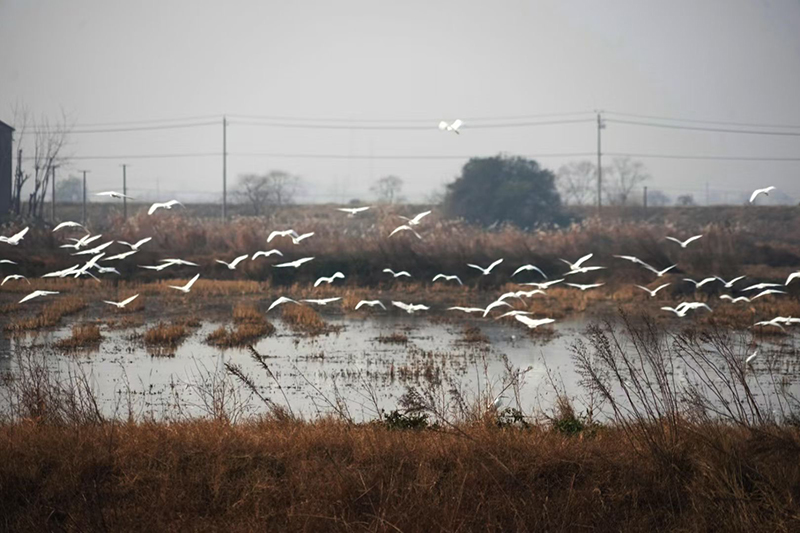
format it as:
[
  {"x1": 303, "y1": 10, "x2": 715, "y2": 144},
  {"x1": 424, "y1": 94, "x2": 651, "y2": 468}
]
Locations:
[{"x1": 2, "y1": 315, "x2": 799, "y2": 421}]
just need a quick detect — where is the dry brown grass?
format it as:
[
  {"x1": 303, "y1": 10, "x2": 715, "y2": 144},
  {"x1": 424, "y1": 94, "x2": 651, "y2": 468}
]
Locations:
[
  {"x1": 376, "y1": 331, "x2": 409, "y2": 344},
  {"x1": 461, "y1": 325, "x2": 489, "y2": 343},
  {"x1": 206, "y1": 322, "x2": 275, "y2": 347},
  {"x1": 0, "y1": 419, "x2": 798, "y2": 532},
  {"x1": 55, "y1": 323, "x2": 102, "y2": 350},
  {"x1": 4, "y1": 296, "x2": 87, "y2": 332},
  {"x1": 143, "y1": 322, "x2": 189, "y2": 346},
  {"x1": 281, "y1": 304, "x2": 339, "y2": 336}
]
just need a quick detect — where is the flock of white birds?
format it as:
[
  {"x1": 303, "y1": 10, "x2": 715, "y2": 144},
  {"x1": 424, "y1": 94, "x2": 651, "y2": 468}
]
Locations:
[{"x1": 0, "y1": 143, "x2": 793, "y2": 352}]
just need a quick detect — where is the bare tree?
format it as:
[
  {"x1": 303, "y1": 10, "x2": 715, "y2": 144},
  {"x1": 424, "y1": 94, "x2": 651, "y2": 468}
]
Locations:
[
  {"x1": 604, "y1": 157, "x2": 650, "y2": 206},
  {"x1": 11, "y1": 103, "x2": 72, "y2": 218},
  {"x1": 370, "y1": 175, "x2": 404, "y2": 204},
  {"x1": 234, "y1": 170, "x2": 303, "y2": 215},
  {"x1": 556, "y1": 160, "x2": 596, "y2": 206}
]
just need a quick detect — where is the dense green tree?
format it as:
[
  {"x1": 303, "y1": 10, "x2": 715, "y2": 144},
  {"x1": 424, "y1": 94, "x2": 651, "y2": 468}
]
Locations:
[{"x1": 443, "y1": 155, "x2": 567, "y2": 228}]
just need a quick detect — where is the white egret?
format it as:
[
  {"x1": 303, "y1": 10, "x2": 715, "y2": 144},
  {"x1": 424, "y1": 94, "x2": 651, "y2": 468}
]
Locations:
[
  {"x1": 168, "y1": 273, "x2": 200, "y2": 293},
  {"x1": 72, "y1": 241, "x2": 114, "y2": 256},
  {"x1": 398, "y1": 210, "x2": 431, "y2": 226},
  {"x1": 559, "y1": 253, "x2": 593, "y2": 272},
  {"x1": 2, "y1": 274, "x2": 29, "y2": 285},
  {"x1": 665, "y1": 235, "x2": 703, "y2": 248},
  {"x1": 641, "y1": 263, "x2": 677, "y2": 277},
  {"x1": 683, "y1": 277, "x2": 717, "y2": 288},
  {"x1": 564, "y1": 266, "x2": 606, "y2": 276},
  {"x1": 355, "y1": 300, "x2": 386, "y2": 310},
  {"x1": 0, "y1": 259, "x2": 17, "y2": 265},
  {"x1": 515, "y1": 316, "x2": 555, "y2": 329},
  {"x1": 291, "y1": 232, "x2": 314, "y2": 244},
  {"x1": 337, "y1": 206, "x2": 370, "y2": 216},
  {"x1": 720, "y1": 295, "x2": 751, "y2": 304},
  {"x1": 512, "y1": 265, "x2": 547, "y2": 279},
  {"x1": 438, "y1": 119, "x2": 462, "y2": 134},
  {"x1": 753, "y1": 318, "x2": 786, "y2": 331},
  {"x1": 147, "y1": 199, "x2": 184, "y2": 215},
  {"x1": 267, "y1": 296, "x2": 300, "y2": 312},
  {"x1": 274, "y1": 257, "x2": 314, "y2": 268},
  {"x1": 392, "y1": 301, "x2": 430, "y2": 314},
  {"x1": 159, "y1": 259, "x2": 198, "y2": 267},
  {"x1": 19, "y1": 290, "x2": 59, "y2": 304},
  {"x1": 267, "y1": 229, "x2": 299, "y2": 243},
  {"x1": 314, "y1": 272, "x2": 344, "y2": 287},
  {"x1": 53, "y1": 221, "x2": 84, "y2": 232},
  {"x1": 746, "y1": 350, "x2": 759, "y2": 364},
  {"x1": 252, "y1": 250, "x2": 283, "y2": 260},
  {"x1": 519, "y1": 279, "x2": 564, "y2": 290},
  {"x1": 565, "y1": 283, "x2": 605, "y2": 291},
  {"x1": 118, "y1": 237, "x2": 152, "y2": 251},
  {"x1": 613, "y1": 255, "x2": 646, "y2": 266},
  {"x1": 751, "y1": 289, "x2": 787, "y2": 300},
  {"x1": 785, "y1": 272, "x2": 800, "y2": 286},
  {"x1": 103, "y1": 294, "x2": 140, "y2": 309},
  {"x1": 215, "y1": 254, "x2": 249, "y2": 270},
  {"x1": 0, "y1": 227, "x2": 29, "y2": 246},
  {"x1": 749, "y1": 186, "x2": 775, "y2": 203},
  {"x1": 715, "y1": 275, "x2": 746, "y2": 288},
  {"x1": 42, "y1": 265, "x2": 79, "y2": 278},
  {"x1": 389, "y1": 225, "x2": 422, "y2": 239},
  {"x1": 432, "y1": 274, "x2": 463, "y2": 285},
  {"x1": 467, "y1": 258, "x2": 503, "y2": 276},
  {"x1": 741, "y1": 282, "x2": 783, "y2": 292},
  {"x1": 447, "y1": 306, "x2": 485, "y2": 314},
  {"x1": 482, "y1": 300, "x2": 512, "y2": 317},
  {"x1": 497, "y1": 310, "x2": 533, "y2": 319},
  {"x1": 383, "y1": 268, "x2": 411, "y2": 278},
  {"x1": 635, "y1": 283, "x2": 670, "y2": 297},
  {"x1": 104, "y1": 250, "x2": 138, "y2": 261},
  {"x1": 302, "y1": 297, "x2": 342, "y2": 305},
  {"x1": 95, "y1": 191, "x2": 134, "y2": 199}
]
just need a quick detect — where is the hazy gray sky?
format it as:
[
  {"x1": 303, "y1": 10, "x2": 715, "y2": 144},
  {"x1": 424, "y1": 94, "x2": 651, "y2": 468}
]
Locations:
[{"x1": 2, "y1": 0, "x2": 799, "y2": 204}]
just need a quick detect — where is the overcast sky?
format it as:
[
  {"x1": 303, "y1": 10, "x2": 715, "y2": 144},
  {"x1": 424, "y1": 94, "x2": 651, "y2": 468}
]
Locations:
[{"x1": 2, "y1": 0, "x2": 799, "y2": 204}]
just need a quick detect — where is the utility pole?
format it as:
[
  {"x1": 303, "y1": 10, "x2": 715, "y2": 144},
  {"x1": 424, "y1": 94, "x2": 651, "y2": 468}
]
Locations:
[
  {"x1": 80, "y1": 170, "x2": 90, "y2": 225},
  {"x1": 50, "y1": 164, "x2": 58, "y2": 222},
  {"x1": 596, "y1": 111, "x2": 605, "y2": 211},
  {"x1": 222, "y1": 115, "x2": 227, "y2": 219},
  {"x1": 643, "y1": 186, "x2": 648, "y2": 211},
  {"x1": 705, "y1": 182, "x2": 710, "y2": 206},
  {"x1": 120, "y1": 164, "x2": 129, "y2": 220}
]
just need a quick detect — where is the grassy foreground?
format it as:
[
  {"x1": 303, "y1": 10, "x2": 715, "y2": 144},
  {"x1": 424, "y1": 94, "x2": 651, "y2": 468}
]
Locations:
[{"x1": 1, "y1": 418, "x2": 799, "y2": 532}]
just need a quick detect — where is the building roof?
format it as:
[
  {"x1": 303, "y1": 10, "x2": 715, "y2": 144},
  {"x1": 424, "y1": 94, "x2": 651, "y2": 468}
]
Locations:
[{"x1": 0, "y1": 120, "x2": 14, "y2": 132}]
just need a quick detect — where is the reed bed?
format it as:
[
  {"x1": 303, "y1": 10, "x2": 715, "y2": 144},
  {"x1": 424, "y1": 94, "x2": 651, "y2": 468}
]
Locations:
[
  {"x1": 143, "y1": 322, "x2": 189, "y2": 346},
  {"x1": 206, "y1": 304, "x2": 275, "y2": 347},
  {"x1": 54, "y1": 323, "x2": 102, "y2": 350},
  {"x1": 280, "y1": 304, "x2": 338, "y2": 336},
  {"x1": 3, "y1": 296, "x2": 87, "y2": 332}
]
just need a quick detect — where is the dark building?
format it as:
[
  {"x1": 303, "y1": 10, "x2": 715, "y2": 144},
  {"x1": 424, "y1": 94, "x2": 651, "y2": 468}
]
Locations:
[{"x1": 0, "y1": 120, "x2": 13, "y2": 215}]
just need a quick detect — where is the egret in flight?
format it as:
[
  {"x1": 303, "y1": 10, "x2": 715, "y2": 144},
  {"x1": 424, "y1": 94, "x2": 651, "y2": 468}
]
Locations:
[
  {"x1": 512, "y1": 265, "x2": 547, "y2": 279},
  {"x1": 635, "y1": 283, "x2": 670, "y2": 297},
  {"x1": 2, "y1": 274, "x2": 29, "y2": 285},
  {"x1": 252, "y1": 250, "x2": 283, "y2": 260},
  {"x1": 355, "y1": 300, "x2": 386, "y2": 310},
  {"x1": 383, "y1": 268, "x2": 411, "y2": 278},
  {"x1": 95, "y1": 191, "x2": 134, "y2": 199},
  {"x1": 19, "y1": 290, "x2": 59, "y2": 304},
  {"x1": 565, "y1": 283, "x2": 605, "y2": 291},
  {"x1": 438, "y1": 119, "x2": 462, "y2": 134},
  {"x1": 392, "y1": 301, "x2": 430, "y2": 314},
  {"x1": 715, "y1": 275, "x2": 746, "y2": 289},
  {"x1": 53, "y1": 221, "x2": 84, "y2": 232},
  {"x1": 432, "y1": 274, "x2": 462, "y2": 285},
  {"x1": 749, "y1": 186, "x2": 775, "y2": 203},
  {"x1": 559, "y1": 253, "x2": 593, "y2": 272},
  {"x1": 515, "y1": 316, "x2": 555, "y2": 329},
  {"x1": 314, "y1": 272, "x2": 345, "y2": 287},
  {"x1": 337, "y1": 206, "x2": 370, "y2": 216},
  {"x1": 274, "y1": 257, "x2": 314, "y2": 268},
  {"x1": 216, "y1": 254, "x2": 249, "y2": 270},
  {"x1": 148, "y1": 200, "x2": 184, "y2": 215},
  {"x1": 467, "y1": 258, "x2": 503, "y2": 276},
  {"x1": 103, "y1": 294, "x2": 140, "y2": 309},
  {"x1": 118, "y1": 237, "x2": 152, "y2": 251},
  {"x1": 0, "y1": 227, "x2": 29, "y2": 246},
  {"x1": 398, "y1": 210, "x2": 431, "y2": 226},
  {"x1": 389, "y1": 225, "x2": 422, "y2": 239},
  {"x1": 168, "y1": 273, "x2": 200, "y2": 293},
  {"x1": 302, "y1": 297, "x2": 342, "y2": 305},
  {"x1": 665, "y1": 235, "x2": 703, "y2": 248},
  {"x1": 267, "y1": 296, "x2": 300, "y2": 312},
  {"x1": 104, "y1": 250, "x2": 138, "y2": 261}
]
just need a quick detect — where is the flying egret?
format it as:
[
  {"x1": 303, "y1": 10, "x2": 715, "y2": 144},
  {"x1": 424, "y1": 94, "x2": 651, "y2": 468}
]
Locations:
[
  {"x1": 678, "y1": 302, "x2": 713, "y2": 313},
  {"x1": 61, "y1": 234, "x2": 101, "y2": 250},
  {"x1": 751, "y1": 289, "x2": 787, "y2": 300},
  {"x1": 104, "y1": 250, "x2": 138, "y2": 261},
  {"x1": 683, "y1": 277, "x2": 717, "y2": 288},
  {"x1": 447, "y1": 306, "x2": 485, "y2": 314},
  {"x1": 274, "y1": 257, "x2": 314, "y2": 268},
  {"x1": 746, "y1": 350, "x2": 759, "y2": 364},
  {"x1": 355, "y1": 300, "x2": 386, "y2": 310},
  {"x1": 665, "y1": 235, "x2": 703, "y2": 248},
  {"x1": 73, "y1": 253, "x2": 106, "y2": 278},
  {"x1": 749, "y1": 186, "x2": 775, "y2": 203},
  {"x1": 613, "y1": 255, "x2": 647, "y2": 266},
  {"x1": 519, "y1": 279, "x2": 564, "y2": 290},
  {"x1": 267, "y1": 296, "x2": 300, "y2": 312},
  {"x1": 753, "y1": 319, "x2": 786, "y2": 331},
  {"x1": 564, "y1": 266, "x2": 606, "y2": 276},
  {"x1": 512, "y1": 265, "x2": 547, "y2": 279},
  {"x1": 482, "y1": 300, "x2": 512, "y2": 318},
  {"x1": 19, "y1": 290, "x2": 59, "y2": 304},
  {"x1": 267, "y1": 229, "x2": 299, "y2": 243},
  {"x1": 2, "y1": 274, "x2": 29, "y2": 285},
  {"x1": 168, "y1": 274, "x2": 200, "y2": 293},
  {"x1": 398, "y1": 210, "x2": 431, "y2": 226},
  {"x1": 497, "y1": 310, "x2": 533, "y2": 319},
  {"x1": 42, "y1": 265, "x2": 80, "y2": 278},
  {"x1": 559, "y1": 253, "x2": 593, "y2": 272},
  {"x1": 640, "y1": 263, "x2": 677, "y2": 277},
  {"x1": 785, "y1": 272, "x2": 800, "y2": 286},
  {"x1": 103, "y1": 294, "x2": 140, "y2": 309},
  {"x1": 383, "y1": 268, "x2": 411, "y2": 278},
  {"x1": 389, "y1": 225, "x2": 422, "y2": 239},
  {"x1": 53, "y1": 221, "x2": 84, "y2": 232},
  {"x1": 741, "y1": 282, "x2": 783, "y2": 292},
  {"x1": 515, "y1": 316, "x2": 555, "y2": 329},
  {"x1": 252, "y1": 250, "x2": 283, "y2": 260},
  {"x1": 118, "y1": 237, "x2": 152, "y2": 251},
  {"x1": 291, "y1": 232, "x2": 314, "y2": 244},
  {"x1": 302, "y1": 297, "x2": 342, "y2": 305},
  {"x1": 0, "y1": 259, "x2": 17, "y2": 265},
  {"x1": 0, "y1": 227, "x2": 29, "y2": 246},
  {"x1": 432, "y1": 274, "x2": 463, "y2": 285},
  {"x1": 94, "y1": 265, "x2": 121, "y2": 275},
  {"x1": 148, "y1": 199, "x2": 184, "y2": 215},
  {"x1": 635, "y1": 283, "x2": 670, "y2": 297},
  {"x1": 720, "y1": 294, "x2": 751, "y2": 304},
  {"x1": 715, "y1": 275, "x2": 746, "y2": 288},
  {"x1": 337, "y1": 206, "x2": 370, "y2": 216},
  {"x1": 216, "y1": 254, "x2": 249, "y2": 270},
  {"x1": 467, "y1": 258, "x2": 503, "y2": 276},
  {"x1": 159, "y1": 259, "x2": 198, "y2": 267},
  {"x1": 392, "y1": 301, "x2": 430, "y2": 314},
  {"x1": 565, "y1": 283, "x2": 605, "y2": 291},
  {"x1": 95, "y1": 191, "x2": 134, "y2": 199},
  {"x1": 314, "y1": 272, "x2": 345, "y2": 287},
  {"x1": 72, "y1": 241, "x2": 114, "y2": 256},
  {"x1": 438, "y1": 119, "x2": 462, "y2": 134}
]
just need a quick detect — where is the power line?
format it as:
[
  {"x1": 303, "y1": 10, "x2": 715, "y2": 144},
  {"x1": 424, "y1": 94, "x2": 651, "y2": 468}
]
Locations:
[
  {"x1": 606, "y1": 118, "x2": 800, "y2": 137},
  {"x1": 60, "y1": 114, "x2": 222, "y2": 128},
  {"x1": 605, "y1": 110, "x2": 800, "y2": 130},
  {"x1": 229, "y1": 118, "x2": 593, "y2": 130},
  {"x1": 606, "y1": 152, "x2": 800, "y2": 162},
  {"x1": 227, "y1": 110, "x2": 594, "y2": 124},
  {"x1": 230, "y1": 151, "x2": 594, "y2": 160},
  {"x1": 22, "y1": 152, "x2": 220, "y2": 161},
  {"x1": 29, "y1": 121, "x2": 218, "y2": 135}
]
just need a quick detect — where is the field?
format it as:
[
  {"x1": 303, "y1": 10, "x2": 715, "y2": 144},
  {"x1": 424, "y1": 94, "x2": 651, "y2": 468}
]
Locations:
[{"x1": 2, "y1": 204, "x2": 800, "y2": 531}]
